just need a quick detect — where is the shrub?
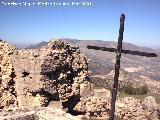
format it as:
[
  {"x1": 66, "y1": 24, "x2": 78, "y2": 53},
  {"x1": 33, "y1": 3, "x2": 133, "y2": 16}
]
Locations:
[{"x1": 121, "y1": 84, "x2": 148, "y2": 95}]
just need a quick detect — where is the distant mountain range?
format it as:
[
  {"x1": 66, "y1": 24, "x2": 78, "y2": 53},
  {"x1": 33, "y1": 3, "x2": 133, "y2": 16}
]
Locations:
[
  {"x1": 25, "y1": 41, "x2": 47, "y2": 49},
  {"x1": 25, "y1": 38, "x2": 160, "y2": 81}
]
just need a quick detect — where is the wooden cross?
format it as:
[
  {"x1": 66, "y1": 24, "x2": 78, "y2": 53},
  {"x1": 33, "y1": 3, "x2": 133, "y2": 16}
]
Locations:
[{"x1": 87, "y1": 14, "x2": 158, "y2": 120}]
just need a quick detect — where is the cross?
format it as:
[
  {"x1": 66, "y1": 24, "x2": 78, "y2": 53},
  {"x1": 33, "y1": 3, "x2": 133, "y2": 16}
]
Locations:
[{"x1": 87, "y1": 14, "x2": 158, "y2": 120}]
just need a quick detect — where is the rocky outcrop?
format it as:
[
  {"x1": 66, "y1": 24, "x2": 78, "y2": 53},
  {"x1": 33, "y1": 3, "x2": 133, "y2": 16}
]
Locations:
[
  {"x1": 0, "y1": 40, "x2": 90, "y2": 110},
  {"x1": 75, "y1": 96, "x2": 111, "y2": 119},
  {"x1": 0, "y1": 41, "x2": 17, "y2": 109}
]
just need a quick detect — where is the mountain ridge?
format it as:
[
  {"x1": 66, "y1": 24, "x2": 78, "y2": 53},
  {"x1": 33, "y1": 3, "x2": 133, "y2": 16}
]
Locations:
[{"x1": 26, "y1": 38, "x2": 159, "y2": 52}]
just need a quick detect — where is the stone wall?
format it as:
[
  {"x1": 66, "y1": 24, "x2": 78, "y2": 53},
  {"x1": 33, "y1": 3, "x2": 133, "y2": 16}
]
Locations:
[
  {"x1": 0, "y1": 41, "x2": 17, "y2": 108},
  {"x1": 0, "y1": 40, "x2": 91, "y2": 109}
]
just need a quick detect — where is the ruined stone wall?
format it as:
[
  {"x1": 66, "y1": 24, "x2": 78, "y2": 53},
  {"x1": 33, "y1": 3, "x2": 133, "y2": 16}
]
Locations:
[
  {"x1": 0, "y1": 40, "x2": 91, "y2": 109},
  {"x1": 0, "y1": 41, "x2": 17, "y2": 108}
]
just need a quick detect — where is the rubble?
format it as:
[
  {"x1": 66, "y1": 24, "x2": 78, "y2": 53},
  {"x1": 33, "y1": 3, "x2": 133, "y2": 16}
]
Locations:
[{"x1": 142, "y1": 96, "x2": 160, "y2": 120}]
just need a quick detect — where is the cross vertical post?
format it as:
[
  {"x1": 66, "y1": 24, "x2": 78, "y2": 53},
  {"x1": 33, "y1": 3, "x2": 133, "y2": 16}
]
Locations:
[{"x1": 109, "y1": 14, "x2": 125, "y2": 120}]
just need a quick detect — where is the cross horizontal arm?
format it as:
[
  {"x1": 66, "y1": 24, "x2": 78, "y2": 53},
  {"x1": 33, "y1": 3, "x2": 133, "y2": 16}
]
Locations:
[{"x1": 87, "y1": 45, "x2": 158, "y2": 57}]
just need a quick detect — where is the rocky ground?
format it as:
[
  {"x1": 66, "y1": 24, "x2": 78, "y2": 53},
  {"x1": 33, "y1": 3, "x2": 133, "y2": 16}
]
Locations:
[{"x1": 0, "y1": 39, "x2": 160, "y2": 120}]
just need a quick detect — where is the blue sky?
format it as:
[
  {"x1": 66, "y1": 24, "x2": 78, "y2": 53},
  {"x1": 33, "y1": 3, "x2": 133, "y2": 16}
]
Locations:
[{"x1": 0, "y1": 0, "x2": 160, "y2": 48}]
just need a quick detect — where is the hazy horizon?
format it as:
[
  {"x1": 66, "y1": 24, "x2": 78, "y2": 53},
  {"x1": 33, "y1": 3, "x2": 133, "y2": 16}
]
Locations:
[{"x1": 3, "y1": 38, "x2": 159, "y2": 50}]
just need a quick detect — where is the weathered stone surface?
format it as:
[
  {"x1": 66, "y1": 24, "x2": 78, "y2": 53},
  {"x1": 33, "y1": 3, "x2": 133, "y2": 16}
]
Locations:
[
  {"x1": 142, "y1": 96, "x2": 160, "y2": 120},
  {"x1": 0, "y1": 41, "x2": 17, "y2": 109},
  {"x1": 116, "y1": 97, "x2": 146, "y2": 120},
  {"x1": 74, "y1": 96, "x2": 111, "y2": 119},
  {"x1": 0, "y1": 40, "x2": 90, "y2": 110},
  {"x1": 74, "y1": 88, "x2": 111, "y2": 119},
  {"x1": 0, "y1": 107, "x2": 82, "y2": 120},
  {"x1": 11, "y1": 40, "x2": 90, "y2": 108}
]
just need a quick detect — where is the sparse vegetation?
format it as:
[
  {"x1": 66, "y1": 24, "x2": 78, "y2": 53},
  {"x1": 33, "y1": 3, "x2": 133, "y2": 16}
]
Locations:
[
  {"x1": 90, "y1": 76, "x2": 112, "y2": 90},
  {"x1": 120, "y1": 84, "x2": 148, "y2": 95}
]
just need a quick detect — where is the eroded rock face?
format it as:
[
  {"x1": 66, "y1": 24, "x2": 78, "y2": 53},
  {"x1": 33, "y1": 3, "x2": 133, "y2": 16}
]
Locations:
[
  {"x1": 0, "y1": 40, "x2": 90, "y2": 110},
  {"x1": 0, "y1": 41, "x2": 17, "y2": 109},
  {"x1": 14, "y1": 40, "x2": 90, "y2": 108}
]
